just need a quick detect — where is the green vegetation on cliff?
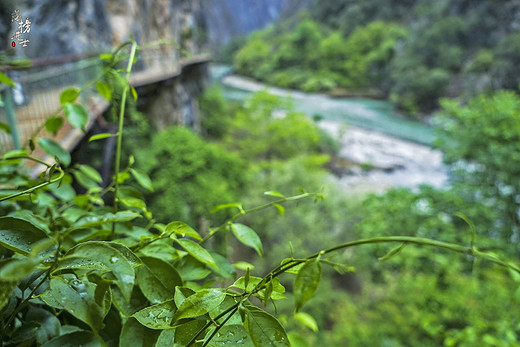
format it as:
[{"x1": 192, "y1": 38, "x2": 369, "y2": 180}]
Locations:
[{"x1": 232, "y1": 0, "x2": 520, "y2": 116}]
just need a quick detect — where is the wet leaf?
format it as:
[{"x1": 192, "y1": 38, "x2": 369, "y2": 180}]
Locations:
[
  {"x1": 172, "y1": 289, "x2": 226, "y2": 322},
  {"x1": 0, "y1": 216, "x2": 48, "y2": 255},
  {"x1": 66, "y1": 242, "x2": 135, "y2": 300},
  {"x1": 132, "y1": 300, "x2": 176, "y2": 329},
  {"x1": 45, "y1": 277, "x2": 104, "y2": 333},
  {"x1": 71, "y1": 211, "x2": 140, "y2": 230},
  {"x1": 243, "y1": 305, "x2": 289, "y2": 347},
  {"x1": 207, "y1": 325, "x2": 254, "y2": 346}
]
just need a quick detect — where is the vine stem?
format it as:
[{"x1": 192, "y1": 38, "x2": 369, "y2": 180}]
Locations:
[
  {"x1": 0, "y1": 155, "x2": 64, "y2": 202},
  {"x1": 189, "y1": 235, "x2": 520, "y2": 346},
  {"x1": 111, "y1": 40, "x2": 137, "y2": 237},
  {"x1": 199, "y1": 193, "x2": 317, "y2": 244}
]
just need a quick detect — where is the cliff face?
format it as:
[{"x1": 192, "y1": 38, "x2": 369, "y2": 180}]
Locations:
[
  {"x1": 5, "y1": 0, "x2": 206, "y2": 59},
  {"x1": 201, "y1": 0, "x2": 310, "y2": 50},
  {"x1": 2, "y1": 0, "x2": 209, "y2": 130}
]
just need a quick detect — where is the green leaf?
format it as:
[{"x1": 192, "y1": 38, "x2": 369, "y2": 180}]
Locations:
[
  {"x1": 136, "y1": 264, "x2": 174, "y2": 304},
  {"x1": 0, "y1": 71, "x2": 15, "y2": 87},
  {"x1": 0, "y1": 122, "x2": 11, "y2": 134},
  {"x1": 243, "y1": 305, "x2": 290, "y2": 346},
  {"x1": 71, "y1": 211, "x2": 140, "y2": 230},
  {"x1": 44, "y1": 117, "x2": 63, "y2": 136},
  {"x1": 78, "y1": 164, "x2": 102, "y2": 183},
  {"x1": 172, "y1": 289, "x2": 226, "y2": 322},
  {"x1": 120, "y1": 317, "x2": 160, "y2": 346},
  {"x1": 294, "y1": 312, "x2": 318, "y2": 332},
  {"x1": 132, "y1": 300, "x2": 177, "y2": 329},
  {"x1": 210, "y1": 202, "x2": 243, "y2": 214},
  {"x1": 27, "y1": 307, "x2": 61, "y2": 345},
  {"x1": 28, "y1": 137, "x2": 35, "y2": 152},
  {"x1": 232, "y1": 276, "x2": 262, "y2": 292},
  {"x1": 53, "y1": 256, "x2": 110, "y2": 273},
  {"x1": 210, "y1": 251, "x2": 237, "y2": 278},
  {"x1": 273, "y1": 203, "x2": 285, "y2": 216},
  {"x1": 280, "y1": 259, "x2": 304, "y2": 274},
  {"x1": 156, "y1": 329, "x2": 177, "y2": 347},
  {"x1": 233, "y1": 261, "x2": 255, "y2": 271},
  {"x1": 0, "y1": 258, "x2": 41, "y2": 282},
  {"x1": 120, "y1": 197, "x2": 147, "y2": 210},
  {"x1": 0, "y1": 217, "x2": 49, "y2": 255},
  {"x1": 130, "y1": 168, "x2": 154, "y2": 191},
  {"x1": 207, "y1": 325, "x2": 254, "y2": 346},
  {"x1": 175, "y1": 256, "x2": 211, "y2": 281},
  {"x1": 141, "y1": 256, "x2": 182, "y2": 288},
  {"x1": 131, "y1": 86, "x2": 138, "y2": 100},
  {"x1": 96, "y1": 81, "x2": 112, "y2": 101},
  {"x1": 231, "y1": 223, "x2": 263, "y2": 257},
  {"x1": 166, "y1": 221, "x2": 201, "y2": 240},
  {"x1": 89, "y1": 132, "x2": 116, "y2": 142},
  {"x1": 294, "y1": 259, "x2": 321, "y2": 312},
  {"x1": 59, "y1": 87, "x2": 80, "y2": 105},
  {"x1": 41, "y1": 331, "x2": 105, "y2": 347},
  {"x1": 63, "y1": 103, "x2": 88, "y2": 131},
  {"x1": 37, "y1": 138, "x2": 71, "y2": 166},
  {"x1": 0, "y1": 281, "x2": 17, "y2": 311},
  {"x1": 66, "y1": 242, "x2": 135, "y2": 300},
  {"x1": 175, "y1": 238, "x2": 216, "y2": 267},
  {"x1": 174, "y1": 286, "x2": 195, "y2": 308},
  {"x1": 174, "y1": 319, "x2": 207, "y2": 346},
  {"x1": 111, "y1": 285, "x2": 148, "y2": 317},
  {"x1": 99, "y1": 53, "x2": 112, "y2": 60},
  {"x1": 46, "y1": 277, "x2": 105, "y2": 333},
  {"x1": 264, "y1": 190, "x2": 285, "y2": 198},
  {"x1": 72, "y1": 169, "x2": 99, "y2": 190},
  {"x1": 378, "y1": 242, "x2": 408, "y2": 261}
]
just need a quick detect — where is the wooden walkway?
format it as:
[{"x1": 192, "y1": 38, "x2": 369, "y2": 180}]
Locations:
[{"x1": 0, "y1": 53, "x2": 210, "y2": 173}]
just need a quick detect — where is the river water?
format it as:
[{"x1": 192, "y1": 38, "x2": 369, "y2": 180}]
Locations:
[{"x1": 212, "y1": 66, "x2": 448, "y2": 194}]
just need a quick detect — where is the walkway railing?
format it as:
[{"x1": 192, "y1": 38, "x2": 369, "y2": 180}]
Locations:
[{"x1": 0, "y1": 49, "x2": 210, "y2": 155}]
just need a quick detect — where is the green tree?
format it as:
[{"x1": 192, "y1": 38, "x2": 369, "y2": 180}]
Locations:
[{"x1": 435, "y1": 91, "x2": 520, "y2": 245}]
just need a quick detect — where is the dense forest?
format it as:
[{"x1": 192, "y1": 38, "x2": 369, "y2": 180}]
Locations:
[
  {"x1": 2, "y1": 0, "x2": 520, "y2": 346},
  {"x1": 232, "y1": 0, "x2": 520, "y2": 116}
]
